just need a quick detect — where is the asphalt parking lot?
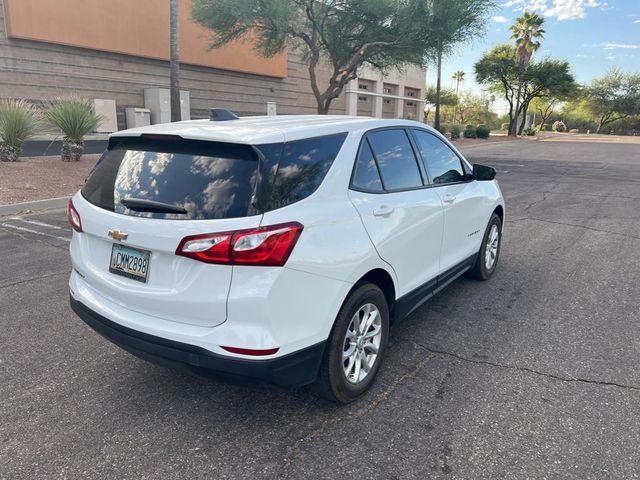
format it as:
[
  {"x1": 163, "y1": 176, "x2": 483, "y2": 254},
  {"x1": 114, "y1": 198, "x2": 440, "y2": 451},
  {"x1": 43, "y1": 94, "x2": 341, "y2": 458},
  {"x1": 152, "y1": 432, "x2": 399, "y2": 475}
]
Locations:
[{"x1": 1, "y1": 137, "x2": 639, "y2": 479}]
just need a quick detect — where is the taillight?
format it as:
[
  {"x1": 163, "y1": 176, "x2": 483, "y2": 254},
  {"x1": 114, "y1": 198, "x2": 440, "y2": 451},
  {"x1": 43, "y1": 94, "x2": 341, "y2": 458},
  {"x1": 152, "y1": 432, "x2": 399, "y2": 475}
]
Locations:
[
  {"x1": 175, "y1": 222, "x2": 303, "y2": 266},
  {"x1": 67, "y1": 198, "x2": 82, "y2": 232}
]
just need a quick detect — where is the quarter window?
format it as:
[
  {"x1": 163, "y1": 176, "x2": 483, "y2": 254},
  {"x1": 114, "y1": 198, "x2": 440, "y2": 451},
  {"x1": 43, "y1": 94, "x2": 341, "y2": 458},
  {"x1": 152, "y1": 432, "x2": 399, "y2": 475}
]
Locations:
[
  {"x1": 412, "y1": 130, "x2": 465, "y2": 184},
  {"x1": 352, "y1": 142, "x2": 383, "y2": 192},
  {"x1": 366, "y1": 129, "x2": 423, "y2": 190}
]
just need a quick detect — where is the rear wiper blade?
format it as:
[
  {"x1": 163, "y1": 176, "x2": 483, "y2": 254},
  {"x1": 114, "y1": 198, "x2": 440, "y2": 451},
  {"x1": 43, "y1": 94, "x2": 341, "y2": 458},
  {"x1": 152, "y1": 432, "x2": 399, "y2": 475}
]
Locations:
[{"x1": 121, "y1": 198, "x2": 187, "y2": 214}]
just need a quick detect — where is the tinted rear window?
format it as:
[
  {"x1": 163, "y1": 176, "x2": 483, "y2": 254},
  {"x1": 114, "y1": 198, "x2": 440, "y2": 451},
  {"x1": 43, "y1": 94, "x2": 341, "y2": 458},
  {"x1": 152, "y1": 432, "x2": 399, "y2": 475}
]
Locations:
[
  {"x1": 82, "y1": 139, "x2": 259, "y2": 220},
  {"x1": 82, "y1": 133, "x2": 347, "y2": 219}
]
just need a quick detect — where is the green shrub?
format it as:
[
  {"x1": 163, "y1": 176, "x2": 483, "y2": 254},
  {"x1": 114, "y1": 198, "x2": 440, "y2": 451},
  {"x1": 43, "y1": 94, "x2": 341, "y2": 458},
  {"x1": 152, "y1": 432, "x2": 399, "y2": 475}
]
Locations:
[
  {"x1": 524, "y1": 127, "x2": 536, "y2": 136},
  {"x1": 552, "y1": 121, "x2": 567, "y2": 133},
  {"x1": 500, "y1": 122, "x2": 510, "y2": 131},
  {"x1": 47, "y1": 96, "x2": 103, "y2": 161},
  {"x1": 475, "y1": 124, "x2": 491, "y2": 139},
  {"x1": 450, "y1": 124, "x2": 462, "y2": 139},
  {"x1": 436, "y1": 123, "x2": 449, "y2": 137},
  {"x1": 0, "y1": 99, "x2": 41, "y2": 162},
  {"x1": 463, "y1": 124, "x2": 477, "y2": 138}
]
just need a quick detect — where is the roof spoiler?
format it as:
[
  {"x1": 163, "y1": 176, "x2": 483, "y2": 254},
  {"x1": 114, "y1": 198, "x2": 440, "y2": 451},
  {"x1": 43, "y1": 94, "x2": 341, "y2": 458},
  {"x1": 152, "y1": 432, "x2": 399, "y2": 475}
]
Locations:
[{"x1": 210, "y1": 108, "x2": 240, "y2": 121}]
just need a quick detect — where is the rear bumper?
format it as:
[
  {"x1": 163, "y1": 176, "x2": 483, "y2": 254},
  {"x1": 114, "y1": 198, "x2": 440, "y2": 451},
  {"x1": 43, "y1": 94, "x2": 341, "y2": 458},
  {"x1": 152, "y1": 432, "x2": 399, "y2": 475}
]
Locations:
[{"x1": 70, "y1": 296, "x2": 325, "y2": 387}]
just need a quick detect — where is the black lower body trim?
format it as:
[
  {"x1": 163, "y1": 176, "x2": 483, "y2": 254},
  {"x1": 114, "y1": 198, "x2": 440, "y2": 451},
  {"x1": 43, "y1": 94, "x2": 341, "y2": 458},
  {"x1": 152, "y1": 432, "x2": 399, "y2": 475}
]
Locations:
[
  {"x1": 70, "y1": 296, "x2": 325, "y2": 387},
  {"x1": 393, "y1": 252, "x2": 477, "y2": 321}
]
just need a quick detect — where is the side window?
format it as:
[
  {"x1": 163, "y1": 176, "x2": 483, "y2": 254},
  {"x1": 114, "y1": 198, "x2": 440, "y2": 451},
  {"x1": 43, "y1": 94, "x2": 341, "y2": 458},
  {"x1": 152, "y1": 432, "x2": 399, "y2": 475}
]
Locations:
[
  {"x1": 413, "y1": 130, "x2": 465, "y2": 185},
  {"x1": 352, "y1": 141, "x2": 383, "y2": 192},
  {"x1": 366, "y1": 129, "x2": 423, "y2": 190},
  {"x1": 267, "y1": 132, "x2": 347, "y2": 209}
]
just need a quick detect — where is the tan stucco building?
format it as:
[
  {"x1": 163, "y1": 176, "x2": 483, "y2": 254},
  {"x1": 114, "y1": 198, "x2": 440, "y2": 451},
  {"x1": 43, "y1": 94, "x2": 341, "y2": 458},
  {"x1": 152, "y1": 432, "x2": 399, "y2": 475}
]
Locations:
[{"x1": 0, "y1": 0, "x2": 425, "y2": 129}]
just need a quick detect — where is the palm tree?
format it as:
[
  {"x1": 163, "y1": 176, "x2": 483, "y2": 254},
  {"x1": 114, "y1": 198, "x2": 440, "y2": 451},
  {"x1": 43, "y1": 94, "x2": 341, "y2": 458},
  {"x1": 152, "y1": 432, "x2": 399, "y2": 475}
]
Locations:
[
  {"x1": 170, "y1": 0, "x2": 181, "y2": 122},
  {"x1": 452, "y1": 70, "x2": 466, "y2": 97},
  {"x1": 510, "y1": 12, "x2": 545, "y2": 135}
]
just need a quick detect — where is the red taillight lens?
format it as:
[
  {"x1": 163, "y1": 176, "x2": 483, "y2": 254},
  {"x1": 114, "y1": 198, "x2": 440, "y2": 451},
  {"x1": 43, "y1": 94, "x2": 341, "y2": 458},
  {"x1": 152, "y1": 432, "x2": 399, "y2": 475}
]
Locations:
[
  {"x1": 67, "y1": 198, "x2": 82, "y2": 232},
  {"x1": 175, "y1": 222, "x2": 303, "y2": 266}
]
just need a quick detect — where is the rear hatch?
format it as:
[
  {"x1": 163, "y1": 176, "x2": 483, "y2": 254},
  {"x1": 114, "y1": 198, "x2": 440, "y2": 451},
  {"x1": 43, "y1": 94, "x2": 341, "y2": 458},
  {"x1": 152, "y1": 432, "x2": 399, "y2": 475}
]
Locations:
[{"x1": 74, "y1": 135, "x2": 264, "y2": 327}]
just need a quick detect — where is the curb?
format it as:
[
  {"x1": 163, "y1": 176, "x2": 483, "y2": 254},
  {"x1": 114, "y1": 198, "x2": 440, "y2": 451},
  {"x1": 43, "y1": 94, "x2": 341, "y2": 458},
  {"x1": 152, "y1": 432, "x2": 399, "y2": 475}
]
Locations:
[{"x1": 0, "y1": 196, "x2": 69, "y2": 217}]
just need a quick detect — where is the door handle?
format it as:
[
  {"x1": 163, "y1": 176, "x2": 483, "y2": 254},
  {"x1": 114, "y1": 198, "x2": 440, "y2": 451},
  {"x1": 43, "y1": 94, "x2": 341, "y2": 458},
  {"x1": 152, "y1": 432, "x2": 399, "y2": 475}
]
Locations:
[
  {"x1": 443, "y1": 194, "x2": 456, "y2": 204},
  {"x1": 373, "y1": 205, "x2": 394, "y2": 217}
]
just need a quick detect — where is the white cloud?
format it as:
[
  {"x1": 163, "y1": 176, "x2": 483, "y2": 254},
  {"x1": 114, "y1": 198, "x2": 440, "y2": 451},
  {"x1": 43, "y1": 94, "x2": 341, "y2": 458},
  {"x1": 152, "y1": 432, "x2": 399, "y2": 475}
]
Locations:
[
  {"x1": 603, "y1": 43, "x2": 640, "y2": 50},
  {"x1": 510, "y1": 0, "x2": 608, "y2": 20},
  {"x1": 492, "y1": 15, "x2": 509, "y2": 22},
  {"x1": 635, "y1": 20, "x2": 640, "y2": 24}
]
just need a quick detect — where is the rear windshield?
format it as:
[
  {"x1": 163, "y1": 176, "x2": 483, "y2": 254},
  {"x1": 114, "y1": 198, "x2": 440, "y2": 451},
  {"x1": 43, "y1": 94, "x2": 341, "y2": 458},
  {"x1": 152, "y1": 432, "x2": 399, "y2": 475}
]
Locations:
[{"x1": 82, "y1": 133, "x2": 346, "y2": 220}]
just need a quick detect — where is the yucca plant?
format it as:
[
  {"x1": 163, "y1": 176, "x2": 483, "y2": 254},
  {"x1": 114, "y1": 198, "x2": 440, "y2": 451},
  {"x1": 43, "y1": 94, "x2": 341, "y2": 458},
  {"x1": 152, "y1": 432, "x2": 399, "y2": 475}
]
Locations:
[
  {"x1": 47, "y1": 96, "x2": 102, "y2": 161},
  {"x1": 0, "y1": 99, "x2": 41, "y2": 162}
]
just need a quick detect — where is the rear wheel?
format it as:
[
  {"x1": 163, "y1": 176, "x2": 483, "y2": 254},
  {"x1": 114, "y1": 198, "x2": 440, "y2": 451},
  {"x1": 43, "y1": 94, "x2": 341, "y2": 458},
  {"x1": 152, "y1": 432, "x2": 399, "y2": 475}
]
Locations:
[
  {"x1": 468, "y1": 213, "x2": 502, "y2": 280},
  {"x1": 315, "y1": 283, "x2": 389, "y2": 403}
]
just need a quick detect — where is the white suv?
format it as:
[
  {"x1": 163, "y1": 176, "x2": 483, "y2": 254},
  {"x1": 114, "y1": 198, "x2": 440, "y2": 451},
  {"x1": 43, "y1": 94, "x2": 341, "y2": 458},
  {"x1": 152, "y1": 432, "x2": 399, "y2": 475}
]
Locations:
[{"x1": 68, "y1": 111, "x2": 504, "y2": 403}]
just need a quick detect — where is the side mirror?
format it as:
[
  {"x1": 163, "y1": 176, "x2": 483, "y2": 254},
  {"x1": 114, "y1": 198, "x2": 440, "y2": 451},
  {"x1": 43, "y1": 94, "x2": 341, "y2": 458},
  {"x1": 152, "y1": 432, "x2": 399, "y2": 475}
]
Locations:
[{"x1": 473, "y1": 164, "x2": 496, "y2": 181}]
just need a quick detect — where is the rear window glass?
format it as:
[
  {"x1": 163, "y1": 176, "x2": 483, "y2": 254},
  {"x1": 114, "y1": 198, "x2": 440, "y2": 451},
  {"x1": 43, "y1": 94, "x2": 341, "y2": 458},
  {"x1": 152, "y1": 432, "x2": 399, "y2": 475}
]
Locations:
[
  {"x1": 82, "y1": 139, "x2": 259, "y2": 220},
  {"x1": 266, "y1": 133, "x2": 347, "y2": 210},
  {"x1": 82, "y1": 133, "x2": 347, "y2": 219}
]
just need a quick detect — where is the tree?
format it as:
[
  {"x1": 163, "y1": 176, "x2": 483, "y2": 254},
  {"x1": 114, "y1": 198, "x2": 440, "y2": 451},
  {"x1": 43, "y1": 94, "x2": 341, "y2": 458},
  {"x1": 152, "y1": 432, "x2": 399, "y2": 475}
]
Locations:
[
  {"x1": 475, "y1": 44, "x2": 519, "y2": 132},
  {"x1": 452, "y1": 70, "x2": 466, "y2": 97},
  {"x1": 510, "y1": 12, "x2": 545, "y2": 136},
  {"x1": 425, "y1": 85, "x2": 457, "y2": 123},
  {"x1": 515, "y1": 59, "x2": 577, "y2": 134},
  {"x1": 530, "y1": 97, "x2": 557, "y2": 129},
  {"x1": 192, "y1": 0, "x2": 429, "y2": 115},
  {"x1": 423, "y1": 0, "x2": 495, "y2": 130},
  {"x1": 170, "y1": 0, "x2": 181, "y2": 122},
  {"x1": 585, "y1": 70, "x2": 640, "y2": 133}
]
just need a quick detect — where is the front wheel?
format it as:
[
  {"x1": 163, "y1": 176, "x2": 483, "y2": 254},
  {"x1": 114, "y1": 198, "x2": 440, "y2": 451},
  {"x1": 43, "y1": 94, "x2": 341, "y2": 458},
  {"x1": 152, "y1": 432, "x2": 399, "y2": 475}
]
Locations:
[
  {"x1": 315, "y1": 283, "x2": 390, "y2": 403},
  {"x1": 468, "y1": 213, "x2": 502, "y2": 280}
]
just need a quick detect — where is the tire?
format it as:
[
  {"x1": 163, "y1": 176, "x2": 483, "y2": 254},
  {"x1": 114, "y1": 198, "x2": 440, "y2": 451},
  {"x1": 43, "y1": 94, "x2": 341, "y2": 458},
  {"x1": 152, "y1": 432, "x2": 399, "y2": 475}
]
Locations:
[
  {"x1": 467, "y1": 213, "x2": 502, "y2": 280},
  {"x1": 315, "y1": 283, "x2": 390, "y2": 403}
]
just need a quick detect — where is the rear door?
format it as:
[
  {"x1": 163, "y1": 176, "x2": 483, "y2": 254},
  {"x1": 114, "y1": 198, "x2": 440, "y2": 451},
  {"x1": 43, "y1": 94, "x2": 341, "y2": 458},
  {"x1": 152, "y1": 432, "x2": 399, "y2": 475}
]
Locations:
[
  {"x1": 74, "y1": 136, "x2": 269, "y2": 328},
  {"x1": 348, "y1": 128, "x2": 444, "y2": 297},
  {"x1": 411, "y1": 129, "x2": 487, "y2": 273}
]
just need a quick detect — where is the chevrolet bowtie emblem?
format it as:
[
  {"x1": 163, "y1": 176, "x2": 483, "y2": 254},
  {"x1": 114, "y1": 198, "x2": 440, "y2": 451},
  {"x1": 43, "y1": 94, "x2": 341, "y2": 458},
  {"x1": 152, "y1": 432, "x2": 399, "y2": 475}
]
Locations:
[{"x1": 108, "y1": 229, "x2": 128, "y2": 241}]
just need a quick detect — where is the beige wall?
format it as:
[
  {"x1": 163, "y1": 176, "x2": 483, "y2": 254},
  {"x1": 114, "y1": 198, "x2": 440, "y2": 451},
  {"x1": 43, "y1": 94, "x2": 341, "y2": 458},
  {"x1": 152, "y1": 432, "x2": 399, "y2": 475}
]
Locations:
[
  {"x1": 3, "y1": 0, "x2": 287, "y2": 78},
  {"x1": 0, "y1": 0, "x2": 345, "y2": 129}
]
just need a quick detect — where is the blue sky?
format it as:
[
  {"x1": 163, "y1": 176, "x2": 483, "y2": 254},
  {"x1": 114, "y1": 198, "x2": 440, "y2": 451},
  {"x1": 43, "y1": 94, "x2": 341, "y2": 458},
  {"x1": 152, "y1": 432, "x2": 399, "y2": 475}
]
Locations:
[{"x1": 431, "y1": 0, "x2": 640, "y2": 106}]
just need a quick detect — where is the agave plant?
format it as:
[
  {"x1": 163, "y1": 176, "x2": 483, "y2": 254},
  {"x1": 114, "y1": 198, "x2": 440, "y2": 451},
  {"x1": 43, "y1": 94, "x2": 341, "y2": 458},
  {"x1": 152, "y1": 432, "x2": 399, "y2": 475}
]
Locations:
[
  {"x1": 47, "y1": 96, "x2": 103, "y2": 161},
  {"x1": 0, "y1": 99, "x2": 41, "y2": 162}
]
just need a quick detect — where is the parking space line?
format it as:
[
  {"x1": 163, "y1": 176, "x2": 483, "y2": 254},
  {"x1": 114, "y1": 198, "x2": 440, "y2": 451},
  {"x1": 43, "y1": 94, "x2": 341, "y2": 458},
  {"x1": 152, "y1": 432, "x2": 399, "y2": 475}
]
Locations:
[
  {"x1": 10, "y1": 217, "x2": 65, "y2": 230},
  {"x1": 0, "y1": 223, "x2": 71, "y2": 242}
]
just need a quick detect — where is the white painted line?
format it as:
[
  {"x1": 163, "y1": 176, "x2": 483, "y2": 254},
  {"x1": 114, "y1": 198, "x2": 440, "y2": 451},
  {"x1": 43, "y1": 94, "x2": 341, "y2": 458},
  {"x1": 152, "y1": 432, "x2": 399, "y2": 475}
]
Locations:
[
  {"x1": 0, "y1": 223, "x2": 71, "y2": 242},
  {"x1": 10, "y1": 217, "x2": 65, "y2": 230}
]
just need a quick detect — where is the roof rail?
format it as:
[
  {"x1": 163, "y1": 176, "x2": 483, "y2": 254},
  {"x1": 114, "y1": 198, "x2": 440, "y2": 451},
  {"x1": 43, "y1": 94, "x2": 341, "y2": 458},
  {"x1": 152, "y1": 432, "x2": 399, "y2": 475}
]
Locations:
[{"x1": 210, "y1": 108, "x2": 240, "y2": 121}]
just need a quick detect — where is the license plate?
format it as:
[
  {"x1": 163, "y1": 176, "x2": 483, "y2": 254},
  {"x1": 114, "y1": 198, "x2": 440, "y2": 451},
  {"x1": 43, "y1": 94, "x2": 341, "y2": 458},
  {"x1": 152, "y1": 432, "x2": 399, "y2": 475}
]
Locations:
[{"x1": 109, "y1": 244, "x2": 151, "y2": 283}]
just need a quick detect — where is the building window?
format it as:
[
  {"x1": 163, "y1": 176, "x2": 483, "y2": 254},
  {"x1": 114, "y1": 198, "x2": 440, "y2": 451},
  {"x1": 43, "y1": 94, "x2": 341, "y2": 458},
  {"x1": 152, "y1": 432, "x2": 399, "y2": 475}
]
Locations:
[
  {"x1": 383, "y1": 87, "x2": 392, "y2": 94},
  {"x1": 358, "y1": 96, "x2": 368, "y2": 102},
  {"x1": 407, "y1": 91, "x2": 415, "y2": 97},
  {"x1": 406, "y1": 101, "x2": 416, "y2": 107},
  {"x1": 383, "y1": 99, "x2": 392, "y2": 105},
  {"x1": 358, "y1": 84, "x2": 368, "y2": 90}
]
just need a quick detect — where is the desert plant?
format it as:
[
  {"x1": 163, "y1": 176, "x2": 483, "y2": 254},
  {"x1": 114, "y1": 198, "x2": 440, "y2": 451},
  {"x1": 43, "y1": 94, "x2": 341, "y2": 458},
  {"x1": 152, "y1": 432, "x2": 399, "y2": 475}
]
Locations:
[
  {"x1": 552, "y1": 120, "x2": 567, "y2": 132},
  {"x1": 0, "y1": 99, "x2": 41, "y2": 162},
  {"x1": 47, "y1": 96, "x2": 102, "y2": 161},
  {"x1": 475, "y1": 124, "x2": 491, "y2": 139},
  {"x1": 450, "y1": 124, "x2": 462, "y2": 139},
  {"x1": 524, "y1": 126, "x2": 536, "y2": 136},
  {"x1": 463, "y1": 124, "x2": 477, "y2": 138}
]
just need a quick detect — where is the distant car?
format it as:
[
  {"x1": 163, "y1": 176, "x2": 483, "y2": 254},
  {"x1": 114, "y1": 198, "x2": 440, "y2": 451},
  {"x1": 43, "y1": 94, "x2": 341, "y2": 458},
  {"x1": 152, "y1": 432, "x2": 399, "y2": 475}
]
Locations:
[{"x1": 68, "y1": 111, "x2": 505, "y2": 403}]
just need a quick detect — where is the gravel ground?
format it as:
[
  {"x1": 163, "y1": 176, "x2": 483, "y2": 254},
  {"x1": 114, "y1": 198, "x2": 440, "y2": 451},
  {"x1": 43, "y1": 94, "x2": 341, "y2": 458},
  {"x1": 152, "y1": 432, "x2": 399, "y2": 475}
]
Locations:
[{"x1": 0, "y1": 155, "x2": 99, "y2": 205}]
